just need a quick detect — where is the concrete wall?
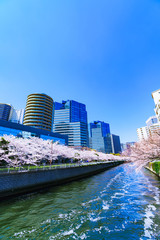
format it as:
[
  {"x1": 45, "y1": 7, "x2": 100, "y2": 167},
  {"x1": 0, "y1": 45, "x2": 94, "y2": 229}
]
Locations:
[
  {"x1": 146, "y1": 162, "x2": 160, "y2": 177},
  {"x1": 0, "y1": 161, "x2": 124, "y2": 198}
]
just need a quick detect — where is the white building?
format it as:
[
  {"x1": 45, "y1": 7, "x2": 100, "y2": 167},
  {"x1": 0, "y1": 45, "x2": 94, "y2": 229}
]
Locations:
[
  {"x1": 137, "y1": 122, "x2": 160, "y2": 141},
  {"x1": 137, "y1": 88, "x2": 160, "y2": 141},
  {"x1": 149, "y1": 122, "x2": 160, "y2": 134},
  {"x1": 137, "y1": 126, "x2": 150, "y2": 141},
  {"x1": 152, "y1": 89, "x2": 160, "y2": 122},
  {"x1": 146, "y1": 116, "x2": 158, "y2": 127}
]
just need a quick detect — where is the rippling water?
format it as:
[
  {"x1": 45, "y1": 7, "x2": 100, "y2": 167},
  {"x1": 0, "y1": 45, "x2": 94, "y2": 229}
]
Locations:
[{"x1": 0, "y1": 163, "x2": 160, "y2": 240}]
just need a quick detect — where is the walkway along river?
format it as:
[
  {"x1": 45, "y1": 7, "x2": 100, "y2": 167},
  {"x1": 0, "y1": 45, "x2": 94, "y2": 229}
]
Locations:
[{"x1": 0, "y1": 163, "x2": 160, "y2": 239}]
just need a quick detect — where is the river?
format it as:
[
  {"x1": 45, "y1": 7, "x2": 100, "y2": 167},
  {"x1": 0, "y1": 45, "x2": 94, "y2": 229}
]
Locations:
[{"x1": 0, "y1": 163, "x2": 160, "y2": 239}]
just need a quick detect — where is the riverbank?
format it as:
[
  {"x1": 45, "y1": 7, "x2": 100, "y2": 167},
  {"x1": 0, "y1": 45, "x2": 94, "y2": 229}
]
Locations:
[
  {"x1": 0, "y1": 160, "x2": 124, "y2": 199},
  {"x1": 146, "y1": 161, "x2": 160, "y2": 178}
]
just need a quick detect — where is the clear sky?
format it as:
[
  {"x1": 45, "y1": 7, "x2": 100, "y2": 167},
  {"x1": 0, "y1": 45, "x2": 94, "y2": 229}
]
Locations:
[{"x1": 0, "y1": 0, "x2": 160, "y2": 143}]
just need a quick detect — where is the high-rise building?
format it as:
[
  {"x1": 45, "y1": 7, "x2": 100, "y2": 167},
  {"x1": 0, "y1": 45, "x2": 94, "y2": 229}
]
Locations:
[
  {"x1": 137, "y1": 126, "x2": 150, "y2": 141},
  {"x1": 89, "y1": 121, "x2": 112, "y2": 153},
  {"x1": 152, "y1": 89, "x2": 160, "y2": 122},
  {"x1": 111, "y1": 134, "x2": 121, "y2": 154},
  {"x1": 0, "y1": 103, "x2": 25, "y2": 124},
  {"x1": 137, "y1": 123, "x2": 160, "y2": 141},
  {"x1": 23, "y1": 93, "x2": 54, "y2": 131},
  {"x1": 0, "y1": 104, "x2": 12, "y2": 121},
  {"x1": 9, "y1": 109, "x2": 25, "y2": 124},
  {"x1": 53, "y1": 100, "x2": 88, "y2": 147}
]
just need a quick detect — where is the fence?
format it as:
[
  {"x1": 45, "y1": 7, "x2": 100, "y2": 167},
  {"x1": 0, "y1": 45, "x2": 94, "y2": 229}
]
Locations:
[{"x1": 0, "y1": 160, "x2": 122, "y2": 174}]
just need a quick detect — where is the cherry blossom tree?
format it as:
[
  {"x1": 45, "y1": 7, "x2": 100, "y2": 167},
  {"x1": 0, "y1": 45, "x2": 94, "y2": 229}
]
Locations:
[
  {"x1": 123, "y1": 131, "x2": 160, "y2": 170},
  {"x1": 0, "y1": 135, "x2": 124, "y2": 167}
]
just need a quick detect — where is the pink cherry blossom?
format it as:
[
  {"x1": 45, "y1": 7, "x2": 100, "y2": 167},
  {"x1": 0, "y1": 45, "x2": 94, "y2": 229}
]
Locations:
[
  {"x1": 122, "y1": 131, "x2": 160, "y2": 170},
  {"x1": 0, "y1": 135, "x2": 125, "y2": 167}
]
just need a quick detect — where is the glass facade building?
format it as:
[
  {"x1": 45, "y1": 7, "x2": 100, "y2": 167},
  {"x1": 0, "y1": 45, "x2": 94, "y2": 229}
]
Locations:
[
  {"x1": 9, "y1": 109, "x2": 25, "y2": 124},
  {"x1": 90, "y1": 121, "x2": 110, "y2": 137},
  {"x1": 53, "y1": 100, "x2": 88, "y2": 147},
  {"x1": 111, "y1": 134, "x2": 121, "y2": 154},
  {"x1": 89, "y1": 121, "x2": 112, "y2": 153},
  {"x1": 0, "y1": 120, "x2": 68, "y2": 145},
  {"x1": 0, "y1": 104, "x2": 12, "y2": 121}
]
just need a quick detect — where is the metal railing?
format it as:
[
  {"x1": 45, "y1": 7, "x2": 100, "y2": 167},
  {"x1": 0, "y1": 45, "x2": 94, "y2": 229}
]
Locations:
[{"x1": 0, "y1": 160, "x2": 124, "y2": 174}]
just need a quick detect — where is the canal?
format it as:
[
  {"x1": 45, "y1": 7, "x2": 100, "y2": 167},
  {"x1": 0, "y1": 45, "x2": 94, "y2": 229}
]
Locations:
[{"x1": 0, "y1": 163, "x2": 160, "y2": 239}]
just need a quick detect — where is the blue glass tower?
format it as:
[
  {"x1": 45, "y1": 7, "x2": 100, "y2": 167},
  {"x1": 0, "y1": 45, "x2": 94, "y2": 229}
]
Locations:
[
  {"x1": 90, "y1": 121, "x2": 110, "y2": 137},
  {"x1": 111, "y1": 134, "x2": 121, "y2": 154},
  {"x1": 53, "y1": 100, "x2": 88, "y2": 147},
  {"x1": 0, "y1": 104, "x2": 12, "y2": 121},
  {"x1": 89, "y1": 121, "x2": 112, "y2": 153}
]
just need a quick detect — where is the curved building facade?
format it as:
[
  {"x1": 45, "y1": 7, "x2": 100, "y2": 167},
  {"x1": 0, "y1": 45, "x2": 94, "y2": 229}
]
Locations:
[{"x1": 23, "y1": 93, "x2": 54, "y2": 131}]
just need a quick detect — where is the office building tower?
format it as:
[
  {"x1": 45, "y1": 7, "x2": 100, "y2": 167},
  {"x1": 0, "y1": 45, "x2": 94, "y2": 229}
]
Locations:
[
  {"x1": 111, "y1": 134, "x2": 121, "y2": 154},
  {"x1": 0, "y1": 104, "x2": 12, "y2": 121},
  {"x1": 9, "y1": 109, "x2": 25, "y2": 124},
  {"x1": 23, "y1": 93, "x2": 54, "y2": 131},
  {"x1": 152, "y1": 89, "x2": 160, "y2": 122},
  {"x1": 53, "y1": 100, "x2": 88, "y2": 147},
  {"x1": 89, "y1": 121, "x2": 112, "y2": 153}
]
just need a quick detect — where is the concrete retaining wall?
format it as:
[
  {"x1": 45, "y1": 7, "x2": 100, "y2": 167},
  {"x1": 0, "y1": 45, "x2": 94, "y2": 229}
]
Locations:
[
  {"x1": 146, "y1": 166, "x2": 160, "y2": 177},
  {"x1": 0, "y1": 161, "x2": 124, "y2": 198}
]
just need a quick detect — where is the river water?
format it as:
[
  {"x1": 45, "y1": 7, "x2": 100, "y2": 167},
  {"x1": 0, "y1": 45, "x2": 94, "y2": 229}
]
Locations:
[{"x1": 0, "y1": 163, "x2": 160, "y2": 240}]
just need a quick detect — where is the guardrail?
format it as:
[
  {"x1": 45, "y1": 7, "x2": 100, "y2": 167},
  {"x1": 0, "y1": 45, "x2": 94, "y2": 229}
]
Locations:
[{"x1": 0, "y1": 160, "x2": 123, "y2": 174}]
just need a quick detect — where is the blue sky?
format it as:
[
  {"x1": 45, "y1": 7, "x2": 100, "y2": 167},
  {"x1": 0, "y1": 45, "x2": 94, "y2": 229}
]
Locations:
[{"x1": 0, "y1": 0, "x2": 160, "y2": 143}]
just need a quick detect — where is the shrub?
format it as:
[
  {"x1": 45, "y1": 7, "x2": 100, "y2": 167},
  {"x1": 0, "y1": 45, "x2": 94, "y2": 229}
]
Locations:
[{"x1": 152, "y1": 161, "x2": 160, "y2": 175}]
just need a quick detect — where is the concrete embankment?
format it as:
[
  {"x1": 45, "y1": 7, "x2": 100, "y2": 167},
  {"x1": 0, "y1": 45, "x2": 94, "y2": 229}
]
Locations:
[
  {"x1": 0, "y1": 161, "x2": 124, "y2": 198},
  {"x1": 146, "y1": 161, "x2": 160, "y2": 178}
]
